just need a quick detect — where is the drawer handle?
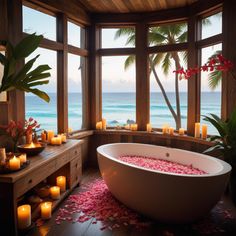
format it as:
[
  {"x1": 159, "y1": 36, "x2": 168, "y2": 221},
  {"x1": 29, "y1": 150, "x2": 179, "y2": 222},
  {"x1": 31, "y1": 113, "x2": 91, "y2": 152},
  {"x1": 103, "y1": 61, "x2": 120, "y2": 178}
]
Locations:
[
  {"x1": 75, "y1": 163, "x2": 78, "y2": 168},
  {"x1": 76, "y1": 176, "x2": 78, "y2": 180},
  {"x1": 74, "y1": 150, "x2": 78, "y2": 155},
  {"x1": 28, "y1": 179, "x2": 32, "y2": 184}
]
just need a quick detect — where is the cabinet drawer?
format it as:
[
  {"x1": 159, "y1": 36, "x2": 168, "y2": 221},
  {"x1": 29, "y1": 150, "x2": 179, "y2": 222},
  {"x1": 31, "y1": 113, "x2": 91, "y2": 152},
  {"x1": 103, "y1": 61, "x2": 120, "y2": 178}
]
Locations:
[
  {"x1": 70, "y1": 146, "x2": 81, "y2": 160},
  {"x1": 55, "y1": 153, "x2": 71, "y2": 169},
  {"x1": 15, "y1": 160, "x2": 56, "y2": 198},
  {"x1": 70, "y1": 156, "x2": 82, "y2": 188}
]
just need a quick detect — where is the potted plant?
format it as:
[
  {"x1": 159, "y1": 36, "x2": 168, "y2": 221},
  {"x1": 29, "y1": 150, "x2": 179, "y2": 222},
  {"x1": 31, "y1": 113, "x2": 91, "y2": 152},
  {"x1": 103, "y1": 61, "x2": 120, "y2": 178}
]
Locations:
[{"x1": 203, "y1": 109, "x2": 236, "y2": 205}]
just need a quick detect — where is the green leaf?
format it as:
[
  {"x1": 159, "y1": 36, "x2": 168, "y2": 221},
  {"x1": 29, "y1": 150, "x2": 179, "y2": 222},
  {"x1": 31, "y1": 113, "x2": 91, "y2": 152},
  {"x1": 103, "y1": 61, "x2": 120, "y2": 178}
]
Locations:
[
  {"x1": 27, "y1": 80, "x2": 49, "y2": 87},
  {"x1": 13, "y1": 34, "x2": 43, "y2": 59},
  {"x1": 27, "y1": 88, "x2": 50, "y2": 102},
  {"x1": 24, "y1": 73, "x2": 51, "y2": 84},
  {"x1": 203, "y1": 144, "x2": 224, "y2": 154},
  {"x1": 203, "y1": 115, "x2": 226, "y2": 137}
]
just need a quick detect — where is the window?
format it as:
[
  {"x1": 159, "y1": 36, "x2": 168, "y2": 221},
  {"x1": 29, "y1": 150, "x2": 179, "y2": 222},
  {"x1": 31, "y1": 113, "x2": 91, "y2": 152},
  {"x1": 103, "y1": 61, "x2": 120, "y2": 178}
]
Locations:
[
  {"x1": 149, "y1": 51, "x2": 188, "y2": 130},
  {"x1": 201, "y1": 12, "x2": 222, "y2": 39},
  {"x1": 102, "y1": 56, "x2": 136, "y2": 126},
  {"x1": 200, "y1": 44, "x2": 222, "y2": 134},
  {"x1": 0, "y1": 50, "x2": 6, "y2": 102},
  {"x1": 23, "y1": 6, "x2": 56, "y2": 41},
  {"x1": 25, "y1": 48, "x2": 57, "y2": 132},
  {"x1": 68, "y1": 54, "x2": 83, "y2": 130},
  {"x1": 102, "y1": 28, "x2": 135, "y2": 48},
  {"x1": 68, "y1": 21, "x2": 85, "y2": 48},
  {"x1": 148, "y1": 22, "x2": 187, "y2": 46}
]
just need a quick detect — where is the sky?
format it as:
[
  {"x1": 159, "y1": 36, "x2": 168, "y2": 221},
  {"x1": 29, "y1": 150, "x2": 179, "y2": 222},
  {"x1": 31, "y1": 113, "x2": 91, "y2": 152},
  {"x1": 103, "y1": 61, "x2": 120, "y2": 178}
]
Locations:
[{"x1": 22, "y1": 6, "x2": 222, "y2": 93}]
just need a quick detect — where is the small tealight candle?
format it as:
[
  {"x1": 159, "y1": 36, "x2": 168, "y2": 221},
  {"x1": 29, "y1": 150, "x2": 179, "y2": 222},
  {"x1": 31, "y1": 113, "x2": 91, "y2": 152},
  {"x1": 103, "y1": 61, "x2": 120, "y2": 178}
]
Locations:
[
  {"x1": 51, "y1": 137, "x2": 62, "y2": 145},
  {"x1": 17, "y1": 205, "x2": 31, "y2": 229},
  {"x1": 9, "y1": 156, "x2": 21, "y2": 170},
  {"x1": 146, "y1": 123, "x2": 152, "y2": 132},
  {"x1": 169, "y1": 127, "x2": 174, "y2": 135},
  {"x1": 96, "y1": 121, "x2": 102, "y2": 130},
  {"x1": 179, "y1": 128, "x2": 185, "y2": 135},
  {"x1": 47, "y1": 130, "x2": 54, "y2": 142},
  {"x1": 41, "y1": 202, "x2": 52, "y2": 220},
  {"x1": 50, "y1": 186, "x2": 60, "y2": 200},
  {"x1": 194, "y1": 122, "x2": 200, "y2": 138},
  {"x1": 202, "y1": 124, "x2": 208, "y2": 139},
  {"x1": 102, "y1": 118, "x2": 107, "y2": 130},
  {"x1": 56, "y1": 176, "x2": 66, "y2": 192},
  {"x1": 19, "y1": 153, "x2": 27, "y2": 165}
]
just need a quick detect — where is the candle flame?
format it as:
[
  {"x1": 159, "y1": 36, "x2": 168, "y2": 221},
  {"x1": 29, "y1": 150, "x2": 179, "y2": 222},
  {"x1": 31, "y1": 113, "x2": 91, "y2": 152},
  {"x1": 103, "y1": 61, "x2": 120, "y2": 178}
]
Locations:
[{"x1": 25, "y1": 142, "x2": 41, "y2": 148}]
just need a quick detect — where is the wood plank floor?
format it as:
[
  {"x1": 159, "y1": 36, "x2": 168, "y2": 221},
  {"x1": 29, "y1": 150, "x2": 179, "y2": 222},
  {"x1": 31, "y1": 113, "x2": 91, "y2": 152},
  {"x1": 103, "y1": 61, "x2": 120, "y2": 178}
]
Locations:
[{"x1": 27, "y1": 168, "x2": 236, "y2": 236}]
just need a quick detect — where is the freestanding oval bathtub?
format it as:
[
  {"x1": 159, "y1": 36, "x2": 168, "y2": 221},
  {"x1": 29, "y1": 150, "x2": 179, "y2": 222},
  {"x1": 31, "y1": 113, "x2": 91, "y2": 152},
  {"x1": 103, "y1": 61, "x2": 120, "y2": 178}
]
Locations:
[{"x1": 97, "y1": 143, "x2": 231, "y2": 223}]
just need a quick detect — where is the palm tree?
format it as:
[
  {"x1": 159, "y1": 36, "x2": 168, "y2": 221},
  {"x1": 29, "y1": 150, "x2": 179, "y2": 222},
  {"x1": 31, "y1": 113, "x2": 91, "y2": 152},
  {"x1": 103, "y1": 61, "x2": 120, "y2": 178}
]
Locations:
[{"x1": 115, "y1": 23, "x2": 187, "y2": 129}]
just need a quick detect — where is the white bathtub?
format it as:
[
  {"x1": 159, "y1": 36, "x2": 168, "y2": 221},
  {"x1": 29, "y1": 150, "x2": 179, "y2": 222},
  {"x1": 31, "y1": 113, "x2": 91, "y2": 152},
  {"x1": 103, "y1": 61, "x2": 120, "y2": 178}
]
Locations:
[{"x1": 97, "y1": 143, "x2": 231, "y2": 223}]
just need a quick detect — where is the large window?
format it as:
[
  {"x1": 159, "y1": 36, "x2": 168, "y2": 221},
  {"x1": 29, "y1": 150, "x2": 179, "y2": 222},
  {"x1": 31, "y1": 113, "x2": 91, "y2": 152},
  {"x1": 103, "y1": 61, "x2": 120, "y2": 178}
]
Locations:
[{"x1": 102, "y1": 56, "x2": 136, "y2": 126}]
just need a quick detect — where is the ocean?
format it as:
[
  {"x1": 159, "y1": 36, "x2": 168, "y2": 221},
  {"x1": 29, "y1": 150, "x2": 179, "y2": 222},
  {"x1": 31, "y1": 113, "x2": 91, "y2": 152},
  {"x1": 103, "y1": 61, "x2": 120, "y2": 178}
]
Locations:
[{"x1": 25, "y1": 92, "x2": 221, "y2": 134}]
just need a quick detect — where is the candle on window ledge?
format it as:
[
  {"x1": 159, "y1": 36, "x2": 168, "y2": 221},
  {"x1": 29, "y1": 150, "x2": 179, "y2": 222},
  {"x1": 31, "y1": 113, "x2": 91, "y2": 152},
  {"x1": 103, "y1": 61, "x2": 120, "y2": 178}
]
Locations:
[
  {"x1": 58, "y1": 134, "x2": 67, "y2": 143},
  {"x1": 130, "y1": 124, "x2": 138, "y2": 131},
  {"x1": 41, "y1": 202, "x2": 52, "y2": 220},
  {"x1": 19, "y1": 153, "x2": 27, "y2": 165},
  {"x1": 202, "y1": 124, "x2": 208, "y2": 139},
  {"x1": 50, "y1": 186, "x2": 60, "y2": 200},
  {"x1": 146, "y1": 123, "x2": 152, "y2": 132},
  {"x1": 96, "y1": 121, "x2": 102, "y2": 130},
  {"x1": 56, "y1": 176, "x2": 66, "y2": 192},
  {"x1": 41, "y1": 131, "x2": 47, "y2": 142},
  {"x1": 169, "y1": 127, "x2": 174, "y2": 135},
  {"x1": 17, "y1": 205, "x2": 31, "y2": 229},
  {"x1": 9, "y1": 156, "x2": 21, "y2": 170},
  {"x1": 47, "y1": 130, "x2": 54, "y2": 142},
  {"x1": 102, "y1": 118, "x2": 107, "y2": 130},
  {"x1": 68, "y1": 127, "x2": 73, "y2": 133},
  {"x1": 179, "y1": 128, "x2": 185, "y2": 135},
  {"x1": 124, "y1": 124, "x2": 130, "y2": 130},
  {"x1": 162, "y1": 125, "x2": 169, "y2": 134},
  {"x1": 51, "y1": 136, "x2": 62, "y2": 145},
  {"x1": 194, "y1": 122, "x2": 201, "y2": 138}
]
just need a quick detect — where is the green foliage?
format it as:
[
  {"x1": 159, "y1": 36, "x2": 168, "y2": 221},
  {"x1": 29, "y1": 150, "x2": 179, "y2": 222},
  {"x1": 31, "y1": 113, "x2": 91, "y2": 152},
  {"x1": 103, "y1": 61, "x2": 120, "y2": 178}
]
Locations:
[
  {"x1": 203, "y1": 109, "x2": 236, "y2": 165},
  {"x1": 0, "y1": 33, "x2": 51, "y2": 102}
]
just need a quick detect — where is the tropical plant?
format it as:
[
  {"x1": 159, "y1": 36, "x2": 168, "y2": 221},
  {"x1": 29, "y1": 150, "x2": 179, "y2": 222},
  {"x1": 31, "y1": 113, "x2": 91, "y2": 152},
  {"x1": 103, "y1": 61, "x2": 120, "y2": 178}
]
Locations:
[
  {"x1": 0, "y1": 33, "x2": 51, "y2": 102},
  {"x1": 203, "y1": 109, "x2": 236, "y2": 166}
]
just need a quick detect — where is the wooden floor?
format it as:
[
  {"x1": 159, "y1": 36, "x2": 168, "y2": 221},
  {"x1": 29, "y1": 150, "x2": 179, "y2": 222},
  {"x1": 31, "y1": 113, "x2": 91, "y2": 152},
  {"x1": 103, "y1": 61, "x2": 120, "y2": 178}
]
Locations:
[{"x1": 27, "y1": 168, "x2": 236, "y2": 236}]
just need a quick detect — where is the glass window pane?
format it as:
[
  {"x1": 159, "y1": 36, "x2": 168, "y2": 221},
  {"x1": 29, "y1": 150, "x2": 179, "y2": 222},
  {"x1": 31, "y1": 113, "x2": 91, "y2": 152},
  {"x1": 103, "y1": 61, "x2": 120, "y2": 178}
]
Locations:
[
  {"x1": 68, "y1": 54, "x2": 83, "y2": 131},
  {"x1": 102, "y1": 56, "x2": 136, "y2": 126},
  {"x1": 201, "y1": 12, "x2": 222, "y2": 39},
  {"x1": 200, "y1": 44, "x2": 222, "y2": 134},
  {"x1": 68, "y1": 21, "x2": 85, "y2": 48},
  {"x1": 23, "y1": 6, "x2": 56, "y2": 41},
  {"x1": 150, "y1": 51, "x2": 188, "y2": 130},
  {"x1": 0, "y1": 51, "x2": 7, "y2": 101},
  {"x1": 25, "y1": 48, "x2": 57, "y2": 132},
  {"x1": 149, "y1": 22, "x2": 187, "y2": 46},
  {"x1": 102, "y1": 28, "x2": 135, "y2": 48}
]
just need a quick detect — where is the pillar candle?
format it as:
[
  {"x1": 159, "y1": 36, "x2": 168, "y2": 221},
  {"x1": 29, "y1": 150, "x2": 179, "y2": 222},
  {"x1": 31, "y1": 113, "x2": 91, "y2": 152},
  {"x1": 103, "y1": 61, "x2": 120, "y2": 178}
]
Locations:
[
  {"x1": 96, "y1": 122, "x2": 102, "y2": 130},
  {"x1": 169, "y1": 127, "x2": 174, "y2": 135},
  {"x1": 179, "y1": 128, "x2": 185, "y2": 135},
  {"x1": 17, "y1": 205, "x2": 31, "y2": 229},
  {"x1": 9, "y1": 156, "x2": 21, "y2": 170},
  {"x1": 51, "y1": 137, "x2": 62, "y2": 145},
  {"x1": 59, "y1": 134, "x2": 67, "y2": 143},
  {"x1": 41, "y1": 202, "x2": 52, "y2": 220},
  {"x1": 146, "y1": 123, "x2": 152, "y2": 132},
  {"x1": 102, "y1": 118, "x2": 107, "y2": 130},
  {"x1": 50, "y1": 186, "x2": 60, "y2": 200},
  {"x1": 56, "y1": 176, "x2": 66, "y2": 192},
  {"x1": 124, "y1": 124, "x2": 130, "y2": 130},
  {"x1": 19, "y1": 153, "x2": 27, "y2": 165},
  {"x1": 162, "y1": 126, "x2": 169, "y2": 134},
  {"x1": 202, "y1": 124, "x2": 208, "y2": 139},
  {"x1": 41, "y1": 132, "x2": 47, "y2": 142},
  {"x1": 47, "y1": 130, "x2": 54, "y2": 142},
  {"x1": 130, "y1": 124, "x2": 138, "y2": 131},
  {"x1": 194, "y1": 122, "x2": 201, "y2": 138}
]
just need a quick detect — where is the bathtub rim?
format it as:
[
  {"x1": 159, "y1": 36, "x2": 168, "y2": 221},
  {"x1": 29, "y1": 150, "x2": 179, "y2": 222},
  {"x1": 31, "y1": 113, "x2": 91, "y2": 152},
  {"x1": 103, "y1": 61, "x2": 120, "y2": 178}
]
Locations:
[{"x1": 97, "y1": 143, "x2": 232, "y2": 177}]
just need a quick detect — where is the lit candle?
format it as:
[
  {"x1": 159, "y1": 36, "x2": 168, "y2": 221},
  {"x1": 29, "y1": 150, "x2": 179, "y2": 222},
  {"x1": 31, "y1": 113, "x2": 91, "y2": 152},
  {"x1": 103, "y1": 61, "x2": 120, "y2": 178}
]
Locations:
[
  {"x1": 194, "y1": 122, "x2": 201, "y2": 138},
  {"x1": 179, "y1": 128, "x2": 185, "y2": 135},
  {"x1": 169, "y1": 127, "x2": 174, "y2": 135},
  {"x1": 51, "y1": 137, "x2": 62, "y2": 145},
  {"x1": 68, "y1": 127, "x2": 73, "y2": 133},
  {"x1": 102, "y1": 118, "x2": 107, "y2": 130},
  {"x1": 41, "y1": 202, "x2": 52, "y2": 220},
  {"x1": 124, "y1": 124, "x2": 130, "y2": 130},
  {"x1": 96, "y1": 121, "x2": 102, "y2": 130},
  {"x1": 130, "y1": 124, "x2": 138, "y2": 131},
  {"x1": 146, "y1": 123, "x2": 152, "y2": 132},
  {"x1": 58, "y1": 134, "x2": 67, "y2": 143},
  {"x1": 202, "y1": 124, "x2": 208, "y2": 139},
  {"x1": 41, "y1": 132, "x2": 47, "y2": 142},
  {"x1": 17, "y1": 205, "x2": 31, "y2": 229},
  {"x1": 50, "y1": 186, "x2": 60, "y2": 200},
  {"x1": 47, "y1": 130, "x2": 54, "y2": 142},
  {"x1": 162, "y1": 125, "x2": 169, "y2": 134},
  {"x1": 56, "y1": 176, "x2": 66, "y2": 192},
  {"x1": 19, "y1": 153, "x2": 27, "y2": 165},
  {"x1": 9, "y1": 156, "x2": 21, "y2": 170}
]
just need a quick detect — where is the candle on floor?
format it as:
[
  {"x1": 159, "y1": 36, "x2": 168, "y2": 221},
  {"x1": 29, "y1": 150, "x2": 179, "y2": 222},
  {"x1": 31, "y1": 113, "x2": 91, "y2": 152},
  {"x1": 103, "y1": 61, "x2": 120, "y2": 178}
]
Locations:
[
  {"x1": 9, "y1": 156, "x2": 21, "y2": 170},
  {"x1": 41, "y1": 202, "x2": 52, "y2": 220},
  {"x1": 146, "y1": 123, "x2": 152, "y2": 132},
  {"x1": 179, "y1": 128, "x2": 185, "y2": 135},
  {"x1": 51, "y1": 137, "x2": 62, "y2": 145},
  {"x1": 102, "y1": 118, "x2": 107, "y2": 130},
  {"x1": 96, "y1": 121, "x2": 102, "y2": 130},
  {"x1": 41, "y1": 131, "x2": 47, "y2": 142},
  {"x1": 19, "y1": 153, "x2": 27, "y2": 165},
  {"x1": 50, "y1": 186, "x2": 60, "y2": 200},
  {"x1": 47, "y1": 130, "x2": 54, "y2": 142},
  {"x1": 169, "y1": 127, "x2": 174, "y2": 135},
  {"x1": 17, "y1": 205, "x2": 31, "y2": 229},
  {"x1": 194, "y1": 122, "x2": 200, "y2": 138},
  {"x1": 56, "y1": 176, "x2": 66, "y2": 192},
  {"x1": 202, "y1": 124, "x2": 208, "y2": 139}
]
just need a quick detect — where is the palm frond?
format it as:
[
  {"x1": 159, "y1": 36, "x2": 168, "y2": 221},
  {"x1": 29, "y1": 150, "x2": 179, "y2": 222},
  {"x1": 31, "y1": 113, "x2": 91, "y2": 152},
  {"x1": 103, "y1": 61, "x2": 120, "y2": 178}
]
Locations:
[
  {"x1": 124, "y1": 55, "x2": 135, "y2": 70},
  {"x1": 162, "y1": 52, "x2": 171, "y2": 75},
  {"x1": 208, "y1": 70, "x2": 222, "y2": 90},
  {"x1": 114, "y1": 28, "x2": 135, "y2": 40},
  {"x1": 152, "y1": 53, "x2": 165, "y2": 66}
]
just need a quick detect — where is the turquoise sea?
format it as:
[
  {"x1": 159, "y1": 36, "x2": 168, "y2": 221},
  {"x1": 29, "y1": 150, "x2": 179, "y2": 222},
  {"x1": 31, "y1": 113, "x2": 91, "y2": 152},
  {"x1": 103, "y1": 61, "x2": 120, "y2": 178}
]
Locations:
[{"x1": 25, "y1": 92, "x2": 221, "y2": 134}]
